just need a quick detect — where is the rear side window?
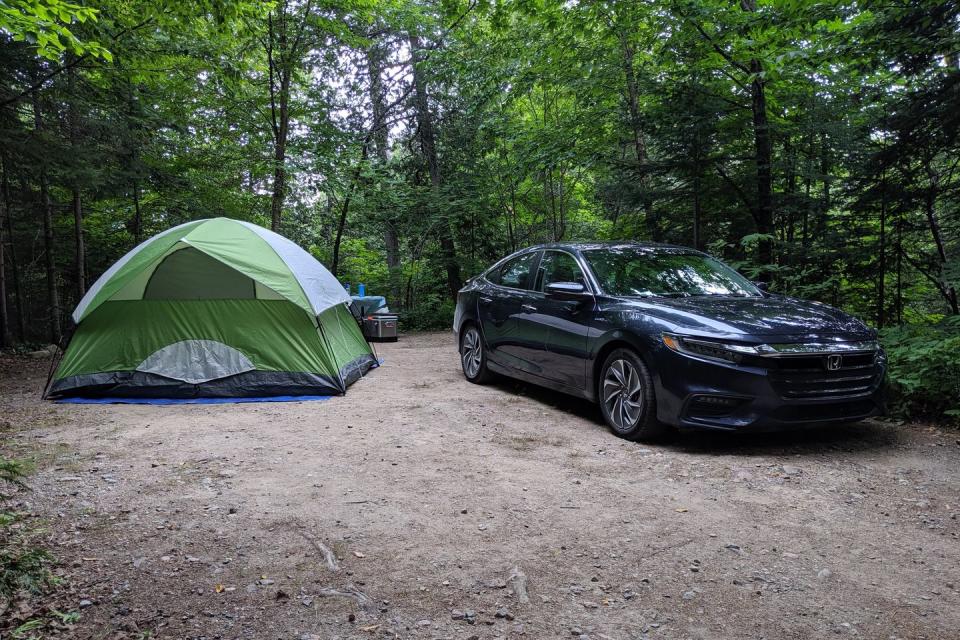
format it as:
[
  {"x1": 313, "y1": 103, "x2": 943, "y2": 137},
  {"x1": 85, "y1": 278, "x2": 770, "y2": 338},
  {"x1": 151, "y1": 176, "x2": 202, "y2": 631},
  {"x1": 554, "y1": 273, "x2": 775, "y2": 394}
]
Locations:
[{"x1": 495, "y1": 252, "x2": 539, "y2": 290}]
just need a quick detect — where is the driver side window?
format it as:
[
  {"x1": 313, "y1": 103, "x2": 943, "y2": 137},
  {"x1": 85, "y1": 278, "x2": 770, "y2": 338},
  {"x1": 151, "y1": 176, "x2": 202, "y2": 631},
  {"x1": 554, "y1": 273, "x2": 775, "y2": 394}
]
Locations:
[{"x1": 536, "y1": 251, "x2": 586, "y2": 292}]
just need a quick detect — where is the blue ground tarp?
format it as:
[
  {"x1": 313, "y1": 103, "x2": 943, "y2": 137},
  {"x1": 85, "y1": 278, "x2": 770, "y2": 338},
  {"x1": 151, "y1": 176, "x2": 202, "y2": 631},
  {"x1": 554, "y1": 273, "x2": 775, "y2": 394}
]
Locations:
[{"x1": 55, "y1": 395, "x2": 333, "y2": 405}]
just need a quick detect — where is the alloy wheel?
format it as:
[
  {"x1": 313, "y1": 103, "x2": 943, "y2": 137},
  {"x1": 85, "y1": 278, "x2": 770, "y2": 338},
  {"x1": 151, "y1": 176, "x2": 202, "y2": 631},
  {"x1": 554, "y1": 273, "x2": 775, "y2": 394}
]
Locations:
[
  {"x1": 602, "y1": 358, "x2": 644, "y2": 431},
  {"x1": 461, "y1": 328, "x2": 483, "y2": 378}
]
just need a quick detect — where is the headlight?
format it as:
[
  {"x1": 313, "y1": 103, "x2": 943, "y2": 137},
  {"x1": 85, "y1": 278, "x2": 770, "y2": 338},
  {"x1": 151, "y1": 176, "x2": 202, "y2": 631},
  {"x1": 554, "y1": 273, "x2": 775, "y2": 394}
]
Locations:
[
  {"x1": 661, "y1": 333, "x2": 880, "y2": 365},
  {"x1": 662, "y1": 333, "x2": 759, "y2": 364}
]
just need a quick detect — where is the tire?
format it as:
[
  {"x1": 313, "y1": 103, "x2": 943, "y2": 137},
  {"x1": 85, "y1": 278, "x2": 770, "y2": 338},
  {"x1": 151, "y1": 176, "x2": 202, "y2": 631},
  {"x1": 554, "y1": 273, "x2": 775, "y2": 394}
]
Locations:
[
  {"x1": 598, "y1": 348, "x2": 665, "y2": 441},
  {"x1": 460, "y1": 323, "x2": 494, "y2": 384}
]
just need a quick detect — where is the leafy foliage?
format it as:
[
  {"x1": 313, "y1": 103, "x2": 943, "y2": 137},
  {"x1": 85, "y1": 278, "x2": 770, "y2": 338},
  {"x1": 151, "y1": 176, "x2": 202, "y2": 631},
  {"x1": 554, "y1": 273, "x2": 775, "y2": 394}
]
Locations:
[
  {"x1": 881, "y1": 319, "x2": 960, "y2": 423},
  {"x1": 0, "y1": 0, "x2": 111, "y2": 61}
]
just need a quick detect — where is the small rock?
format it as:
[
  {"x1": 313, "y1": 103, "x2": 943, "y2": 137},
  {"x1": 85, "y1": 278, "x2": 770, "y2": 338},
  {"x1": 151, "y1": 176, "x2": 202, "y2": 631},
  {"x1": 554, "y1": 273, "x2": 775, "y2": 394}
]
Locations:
[
  {"x1": 416, "y1": 619, "x2": 432, "y2": 627},
  {"x1": 582, "y1": 601, "x2": 599, "y2": 609},
  {"x1": 451, "y1": 609, "x2": 465, "y2": 620},
  {"x1": 495, "y1": 607, "x2": 514, "y2": 620},
  {"x1": 682, "y1": 590, "x2": 696, "y2": 600},
  {"x1": 79, "y1": 599, "x2": 93, "y2": 609},
  {"x1": 818, "y1": 569, "x2": 833, "y2": 580}
]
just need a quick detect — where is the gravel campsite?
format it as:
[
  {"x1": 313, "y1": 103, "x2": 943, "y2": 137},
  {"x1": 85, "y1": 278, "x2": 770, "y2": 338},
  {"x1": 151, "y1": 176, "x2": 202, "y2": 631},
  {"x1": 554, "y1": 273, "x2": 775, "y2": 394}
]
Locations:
[{"x1": 1, "y1": 332, "x2": 959, "y2": 639}]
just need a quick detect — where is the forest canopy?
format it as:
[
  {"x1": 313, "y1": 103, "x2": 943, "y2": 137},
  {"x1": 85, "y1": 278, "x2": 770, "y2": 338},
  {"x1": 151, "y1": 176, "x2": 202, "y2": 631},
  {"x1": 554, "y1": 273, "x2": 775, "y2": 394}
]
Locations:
[{"x1": 0, "y1": 0, "x2": 957, "y2": 418}]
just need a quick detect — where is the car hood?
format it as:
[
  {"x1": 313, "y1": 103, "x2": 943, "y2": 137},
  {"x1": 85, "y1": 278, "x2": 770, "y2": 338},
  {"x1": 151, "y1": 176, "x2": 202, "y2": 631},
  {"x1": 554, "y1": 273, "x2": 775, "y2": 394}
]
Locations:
[{"x1": 612, "y1": 294, "x2": 873, "y2": 341}]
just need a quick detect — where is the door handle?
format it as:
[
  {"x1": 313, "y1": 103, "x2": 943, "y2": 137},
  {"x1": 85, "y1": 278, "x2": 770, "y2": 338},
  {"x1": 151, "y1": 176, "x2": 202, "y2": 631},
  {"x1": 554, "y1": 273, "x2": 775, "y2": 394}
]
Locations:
[
  {"x1": 521, "y1": 304, "x2": 537, "y2": 313},
  {"x1": 480, "y1": 297, "x2": 493, "y2": 303}
]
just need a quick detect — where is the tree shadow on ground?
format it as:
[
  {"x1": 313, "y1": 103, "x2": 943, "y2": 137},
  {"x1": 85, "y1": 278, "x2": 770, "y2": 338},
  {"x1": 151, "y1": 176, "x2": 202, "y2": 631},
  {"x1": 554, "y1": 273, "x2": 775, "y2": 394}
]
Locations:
[{"x1": 491, "y1": 376, "x2": 902, "y2": 458}]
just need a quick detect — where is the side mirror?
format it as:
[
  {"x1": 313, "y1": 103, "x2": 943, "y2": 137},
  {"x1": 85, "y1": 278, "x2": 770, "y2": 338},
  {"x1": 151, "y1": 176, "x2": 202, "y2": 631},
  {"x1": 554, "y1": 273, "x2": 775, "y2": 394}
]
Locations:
[
  {"x1": 753, "y1": 281, "x2": 769, "y2": 292},
  {"x1": 545, "y1": 281, "x2": 589, "y2": 299}
]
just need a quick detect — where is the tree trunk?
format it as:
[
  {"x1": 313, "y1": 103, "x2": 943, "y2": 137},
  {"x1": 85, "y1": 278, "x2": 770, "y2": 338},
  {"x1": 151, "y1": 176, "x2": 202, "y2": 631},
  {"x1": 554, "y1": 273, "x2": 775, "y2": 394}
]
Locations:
[
  {"x1": 132, "y1": 182, "x2": 142, "y2": 244},
  {"x1": 67, "y1": 60, "x2": 85, "y2": 298},
  {"x1": 0, "y1": 154, "x2": 24, "y2": 341},
  {"x1": 72, "y1": 189, "x2": 84, "y2": 296},
  {"x1": 895, "y1": 207, "x2": 903, "y2": 324},
  {"x1": 0, "y1": 161, "x2": 8, "y2": 348},
  {"x1": 877, "y1": 171, "x2": 887, "y2": 328},
  {"x1": 922, "y1": 178, "x2": 958, "y2": 314},
  {"x1": 748, "y1": 59, "x2": 773, "y2": 269},
  {"x1": 367, "y1": 38, "x2": 401, "y2": 303},
  {"x1": 409, "y1": 31, "x2": 461, "y2": 299},
  {"x1": 118, "y1": 52, "x2": 145, "y2": 244},
  {"x1": 32, "y1": 87, "x2": 62, "y2": 343},
  {"x1": 331, "y1": 144, "x2": 370, "y2": 278},
  {"x1": 270, "y1": 132, "x2": 287, "y2": 232},
  {"x1": 267, "y1": 7, "x2": 293, "y2": 232},
  {"x1": 741, "y1": 0, "x2": 774, "y2": 273},
  {"x1": 691, "y1": 124, "x2": 704, "y2": 250},
  {"x1": 818, "y1": 133, "x2": 831, "y2": 239},
  {"x1": 619, "y1": 33, "x2": 658, "y2": 241}
]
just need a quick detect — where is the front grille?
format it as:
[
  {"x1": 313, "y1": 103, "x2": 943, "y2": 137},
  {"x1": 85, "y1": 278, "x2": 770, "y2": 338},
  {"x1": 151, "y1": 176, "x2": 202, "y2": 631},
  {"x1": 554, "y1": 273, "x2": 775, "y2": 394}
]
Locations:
[{"x1": 767, "y1": 351, "x2": 882, "y2": 400}]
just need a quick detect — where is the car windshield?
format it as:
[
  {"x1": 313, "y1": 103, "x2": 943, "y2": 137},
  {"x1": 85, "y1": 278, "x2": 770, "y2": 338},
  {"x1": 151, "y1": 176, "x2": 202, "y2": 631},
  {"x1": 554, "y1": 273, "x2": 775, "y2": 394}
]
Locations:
[{"x1": 583, "y1": 248, "x2": 760, "y2": 298}]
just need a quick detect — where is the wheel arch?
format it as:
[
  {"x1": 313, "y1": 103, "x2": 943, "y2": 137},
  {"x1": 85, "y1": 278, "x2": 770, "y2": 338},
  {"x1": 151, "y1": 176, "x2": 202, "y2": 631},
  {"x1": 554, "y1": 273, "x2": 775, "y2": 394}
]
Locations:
[
  {"x1": 457, "y1": 316, "x2": 480, "y2": 346},
  {"x1": 590, "y1": 333, "x2": 659, "y2": 400}
]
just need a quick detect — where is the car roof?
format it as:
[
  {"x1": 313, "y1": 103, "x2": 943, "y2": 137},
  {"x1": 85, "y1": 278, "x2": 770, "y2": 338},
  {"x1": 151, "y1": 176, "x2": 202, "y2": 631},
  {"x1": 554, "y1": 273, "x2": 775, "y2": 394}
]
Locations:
[{"x1": 528, "y1": 241, "x2": 703, "y2": 254}]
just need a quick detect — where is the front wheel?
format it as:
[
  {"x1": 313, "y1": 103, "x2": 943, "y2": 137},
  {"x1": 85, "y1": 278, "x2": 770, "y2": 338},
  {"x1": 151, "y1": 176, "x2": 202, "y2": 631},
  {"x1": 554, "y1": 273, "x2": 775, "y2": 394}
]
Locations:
[
  {"x1": 460, "y1": 324, "x2": 493, "y2": 384},
  {"x1": 598, "y1": 348, "x2": 665, "y2": 441}
]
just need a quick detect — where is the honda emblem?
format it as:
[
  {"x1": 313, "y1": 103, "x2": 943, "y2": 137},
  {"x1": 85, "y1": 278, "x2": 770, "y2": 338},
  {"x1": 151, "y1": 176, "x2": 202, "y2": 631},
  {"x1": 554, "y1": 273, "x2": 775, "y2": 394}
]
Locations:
[{"x1": 826, "y1": 354, "x2": 843, "y2": 371}]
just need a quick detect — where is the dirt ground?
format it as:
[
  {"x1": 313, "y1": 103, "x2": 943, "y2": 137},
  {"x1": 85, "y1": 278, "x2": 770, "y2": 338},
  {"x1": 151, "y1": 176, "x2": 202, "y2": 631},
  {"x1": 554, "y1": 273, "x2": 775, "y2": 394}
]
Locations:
[{"x1": 2, "y1": 331, "x2": 959, "y2": 640}]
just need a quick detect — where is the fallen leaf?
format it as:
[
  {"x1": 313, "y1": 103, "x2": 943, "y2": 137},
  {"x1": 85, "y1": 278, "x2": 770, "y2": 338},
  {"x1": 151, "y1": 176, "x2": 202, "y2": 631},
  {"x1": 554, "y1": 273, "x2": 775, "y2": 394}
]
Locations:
[
  {"x1": 360, "y1": 624, "x2": 380, "y2": 633},
  {"x1": 675, "y1": 507, "x2": 688, "y2": 513},
  {"x1": 215, "y1": 584, "x2": 225, "y2": 593},
  {"x1": 352, "y1": 551, "x2": 366, "y2": 558}
]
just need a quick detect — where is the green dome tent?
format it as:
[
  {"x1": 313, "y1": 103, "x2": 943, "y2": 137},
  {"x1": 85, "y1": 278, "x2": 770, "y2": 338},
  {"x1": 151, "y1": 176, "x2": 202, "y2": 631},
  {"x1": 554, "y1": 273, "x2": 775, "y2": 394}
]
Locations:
[{"x1": 47, "y1": 217, "x2": 376, "y2": 399}]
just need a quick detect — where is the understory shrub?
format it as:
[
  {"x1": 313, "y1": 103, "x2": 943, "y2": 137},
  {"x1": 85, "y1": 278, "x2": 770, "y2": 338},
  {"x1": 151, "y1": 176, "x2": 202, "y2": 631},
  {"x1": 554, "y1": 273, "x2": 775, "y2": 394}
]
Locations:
[
  {"x1": 401, "y1": 295, "x2": 456, "y2": 332},
  {"x1": 880, "y1": 317, "x2": 960, "y2": 424},
  {"x1": 1, "y1": 457, "x2": 55, "y2": 607}
]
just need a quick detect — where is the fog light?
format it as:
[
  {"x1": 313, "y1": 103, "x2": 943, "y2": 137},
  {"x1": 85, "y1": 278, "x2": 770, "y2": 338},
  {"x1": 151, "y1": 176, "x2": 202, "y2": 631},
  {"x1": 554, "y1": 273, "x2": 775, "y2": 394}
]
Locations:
[
  {"x1": 694, "y1": 395, "x2": 739, "y2": 405},
  {"x1": 687, "y1": 395, "x2": 747, "y2": 419}
]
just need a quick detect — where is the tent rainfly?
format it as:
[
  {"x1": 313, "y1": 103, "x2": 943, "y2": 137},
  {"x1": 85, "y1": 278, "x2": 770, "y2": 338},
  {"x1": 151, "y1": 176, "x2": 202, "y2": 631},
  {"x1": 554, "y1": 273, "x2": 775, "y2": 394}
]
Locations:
[{"x1": 47, "y1": 217, "x2": 376, "y2": 398}]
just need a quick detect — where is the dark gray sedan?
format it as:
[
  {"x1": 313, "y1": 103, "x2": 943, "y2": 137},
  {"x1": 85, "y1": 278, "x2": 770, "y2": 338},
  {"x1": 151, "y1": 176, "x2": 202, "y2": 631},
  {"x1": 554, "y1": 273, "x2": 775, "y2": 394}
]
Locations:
[{"x1": 453, "y1": 242, "x2": 885, "y2": 440}]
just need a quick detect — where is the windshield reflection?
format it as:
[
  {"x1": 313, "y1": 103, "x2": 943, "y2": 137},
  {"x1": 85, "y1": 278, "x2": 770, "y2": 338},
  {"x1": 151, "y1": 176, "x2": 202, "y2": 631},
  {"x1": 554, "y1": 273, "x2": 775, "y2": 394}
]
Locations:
[{"x1": 584, "y1": 248, "x2": 760, "y2": 298}]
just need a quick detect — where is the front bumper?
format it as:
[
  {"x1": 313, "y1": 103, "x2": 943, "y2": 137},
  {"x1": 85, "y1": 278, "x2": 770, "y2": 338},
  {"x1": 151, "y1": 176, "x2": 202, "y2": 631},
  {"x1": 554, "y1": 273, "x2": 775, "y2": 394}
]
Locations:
[{"x1": 653, "y1": 347, "x2": 886, "y2": 432}]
